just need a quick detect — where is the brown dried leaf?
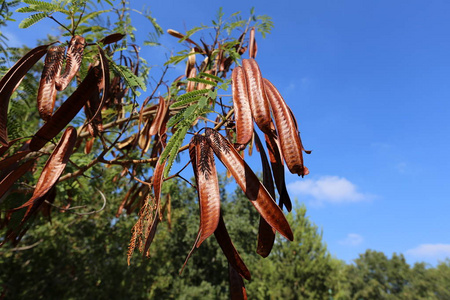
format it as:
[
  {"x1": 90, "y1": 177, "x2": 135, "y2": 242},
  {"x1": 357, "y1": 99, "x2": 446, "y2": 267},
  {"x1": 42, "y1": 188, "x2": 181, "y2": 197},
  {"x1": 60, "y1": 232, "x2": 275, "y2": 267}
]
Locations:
[
  {"x1": 0, "y1": 44, "x2": 51, "y2": 146},
  {"x1": 142, "y1": 154, "x2": 166, "y2": 255},
  {"x1": 232, "y1": 66, "x2": 253, "y2": 147},
  {"x1": 242, "y1": 59, "x2": 272, "y2": 134},
  {"x1": 264, "y1": 78, "x2": 308, "y2": 176},
  {"x1": 205, "y1": 128, "x2": 293, "y2": 241}
]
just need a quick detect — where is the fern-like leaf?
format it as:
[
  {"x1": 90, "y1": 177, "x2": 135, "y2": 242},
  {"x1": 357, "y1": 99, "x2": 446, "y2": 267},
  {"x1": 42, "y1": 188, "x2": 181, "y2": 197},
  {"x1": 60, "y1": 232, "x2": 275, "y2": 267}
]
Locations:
[
  {"x1": 199, "y1": 72, "x2": 223, "y2": 83},
  {"x1": 18, "y1": 12, "x2": 48, "y2": 28},
  {"x1": 170, "y1": 95, "x2": 202, "y2": 109},
  {"x1": 186, "y1": 77, "x2": 217, "y2": 87},
  {"x1": 177, "y1": 88, "x2": 210, "y2": 101},
  {"x1": 108, "y1": 57, "x2": 146, "y2": 96}
]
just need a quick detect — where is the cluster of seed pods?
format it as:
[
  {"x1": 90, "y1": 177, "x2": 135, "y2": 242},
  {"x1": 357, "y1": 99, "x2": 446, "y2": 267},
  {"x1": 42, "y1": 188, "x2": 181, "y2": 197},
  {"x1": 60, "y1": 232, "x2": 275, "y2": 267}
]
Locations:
[{"x1": 178, "y1": 57, "x2": 309, "y2": 297}]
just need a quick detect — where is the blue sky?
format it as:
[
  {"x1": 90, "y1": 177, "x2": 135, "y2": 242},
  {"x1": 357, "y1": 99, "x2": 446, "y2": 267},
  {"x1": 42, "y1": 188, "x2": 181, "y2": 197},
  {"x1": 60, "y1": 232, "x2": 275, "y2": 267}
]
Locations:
[{"x1": 4, "y1": 0, "x2": 450, "y2": 265}]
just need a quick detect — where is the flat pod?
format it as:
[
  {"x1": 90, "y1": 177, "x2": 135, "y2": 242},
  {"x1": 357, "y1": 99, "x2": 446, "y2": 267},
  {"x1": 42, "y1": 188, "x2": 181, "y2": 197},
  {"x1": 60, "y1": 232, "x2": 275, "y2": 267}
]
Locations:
[
  {"x1": 264, "y1": 78, "x2": 308, "y2": 176},
  {"x1": 231, "y1": 66, "x2": 253, "y2": 147},
  {"x1": 12, "y1": 126, "x2": 77, "y2": 220},
  {"x1": 242, "y1": 59, "x2": 272, "y2": 135},
  {"x1": 56, "y1": 35, "x2": 86, "y2": 91},
  {"x1": 189, "y1": 135, "x2": 221, "y2": 247},
  {"x1": 204, "y1": 127, "x2": 293, "y2": 241},
  {"x1": 37, "y1": 46, "x2": 65, "y2": 122},
  {"x1": 30, "y1": 66, "x2": 102, "y2": 151},
  {"x1": 0, "y1": 44, "x2": 51, "y2": 146},
  {"x1": 214, "y1": 214, "x2": 251, "y2": 280}
]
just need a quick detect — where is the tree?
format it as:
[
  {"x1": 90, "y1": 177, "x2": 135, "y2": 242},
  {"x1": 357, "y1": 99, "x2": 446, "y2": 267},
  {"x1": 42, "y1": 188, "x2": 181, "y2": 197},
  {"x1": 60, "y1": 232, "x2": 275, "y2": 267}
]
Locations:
[
  {"x1": 0, "y1": 1, "x2": 312, "y2": 295},
  {"x1": 247, "y1": 204, "x2": 339, "y2": 299}
]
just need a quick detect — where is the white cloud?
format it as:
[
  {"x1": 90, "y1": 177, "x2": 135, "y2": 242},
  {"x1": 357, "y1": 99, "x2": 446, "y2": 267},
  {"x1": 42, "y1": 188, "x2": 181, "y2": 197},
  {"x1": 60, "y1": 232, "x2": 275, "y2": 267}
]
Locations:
[
  {"x1": 339, "y1": 233, "x2": 363, "y2": 246},
  {"x1": 287, "y1": 175, "x2": 371, "y2": 205},
  {"x1": 2, "y1": 30, "x2": 22, "y2": 47},
  {"x1": 406, "y1": 244, "x2": 450, "y2": 260}
]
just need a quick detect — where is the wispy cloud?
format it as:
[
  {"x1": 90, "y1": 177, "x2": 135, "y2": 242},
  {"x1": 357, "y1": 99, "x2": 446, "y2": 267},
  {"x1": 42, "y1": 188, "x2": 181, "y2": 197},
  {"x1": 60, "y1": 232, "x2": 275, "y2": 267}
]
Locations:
[
  {"x1": 2, "y1": 30, "x2": 23, "y2": 47},
  {"x1": 339, "y1": 233, "x2": 364, "y2": 246},
  {"x1": 406, "y1": 244, "x2": 450, "y2": 261},
  {"x1": 287, "y1": 175, "x2": 372, "y2": 205}
]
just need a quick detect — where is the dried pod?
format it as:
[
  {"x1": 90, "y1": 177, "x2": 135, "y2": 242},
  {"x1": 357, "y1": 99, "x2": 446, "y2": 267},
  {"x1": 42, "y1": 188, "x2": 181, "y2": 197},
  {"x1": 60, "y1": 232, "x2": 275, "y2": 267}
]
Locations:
[
  {"x1": 37, "y1": 46, "x2": 64, "y2": 122},
  {"x1": 0, "y1": 159, "x2": 35, "y2": 200},
  {"x1": 149, "y1": 96, "x2": 168, "y2": 136},
  {"x1": 205, "y1": 128, "x2": 293, "y2": 241},
  {"x1": 30, "y1": 66, "x2": 102, "y2": 151},
  {"x1": 0, "y1": 44, "x2": 50, "y2": 146},
  {"x1": 264, "y1": 78, "x2": 308, "y2": 176},
  {"x1": 185, "y1": 48, "x2": 196, "y2": 79},
  {"x1": 254, "y1": 132, "x2": 276, "y2": 257},
  {"x1": 229, "y1": 264, "x2": 248, "y2": 300},
  {"x1": 99, "y1": 33, "x2": 125, "y2": 45},
  {"x1": 56, "y1": 35, "x2": 86, "y2": 91},
  {"x1": 242, "y1": 59, "x2": 272, "y2": 134},
  {"x1": 265, "y1": 130, "x2": 292, "y2": 212},
  {"x1": 249, "y1": 27, "x2": 258, "y2": 59},
  {"x1": 189, "y1": 135, "x2": 221, "y2": 247},
  {"x1": 231, "y1": 66, "x2": 253, "y2": 147},
  {"x1": 186, "y1": 68, "x2": 197, "y2": 93},
  {"x1": 215, "y1": 214, "x2": 251, "y2": 280},
  {"x1": 12, "y1": 126, "x2": 77, "y2": 221}
]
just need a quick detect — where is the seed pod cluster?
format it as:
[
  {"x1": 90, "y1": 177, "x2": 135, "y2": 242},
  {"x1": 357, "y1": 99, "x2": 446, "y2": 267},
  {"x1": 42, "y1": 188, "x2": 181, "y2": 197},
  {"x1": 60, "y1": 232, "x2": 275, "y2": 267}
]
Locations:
[{"x1": 231, "y1": 58, "x2": 309, "y2": 176}]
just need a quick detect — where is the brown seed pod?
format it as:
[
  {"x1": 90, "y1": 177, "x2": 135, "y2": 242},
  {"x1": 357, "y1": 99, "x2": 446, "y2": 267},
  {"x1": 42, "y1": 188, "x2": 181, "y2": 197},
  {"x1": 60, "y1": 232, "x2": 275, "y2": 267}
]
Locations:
[
  {"x1": 189, "y1": 135, "x2": 221, "y2": 247},
  {"x1": 30, "y1": 66, "x2": 102, "y2": 152},
  {"x1": 56, "y1": 35, "x2": 86, "y2": 91},
  {"x1": 185, "y1": 48, "x2": 196, "y2": 79},
  {"x1": 229, "y1": 263, "x2": 248, "y2": 300},
  {"x1": 0, "y1": 44, "x2": 51, "y2": 146},
  {"x1": 254, "y1": 132, "x2": 276, "y2": 257},
  {"x1": 37, "y1": 46, "x2": 64, "y2": 122},
  {"x1": 186, "y1": 68, "x2": 197, "y2": 93},
  {"x1": 242, "y1": 59, "x2": 272, "y2": 135},
  {"x1": 265, "y1": 130, "x2": 292, "y2": 212},
  {"x1": 214, "y1": 213, "x2": 251, "y2": 280},
  {"x1": 0, "y1": 159, "x2": 35, "y2": 200},
  {"x1": 99, "y1": 33, "x2": 125, "y2": 45},
  {"x1": 12, "y1": 126, "x2": 77, "y2": 221},
  {"x1": 205, "y1": 127, "x2": 293, "y2": 241},
  {"x1": 264, "y1": 78, "x2": 308, "y2": 177},
  {"x1": 232, "y1": 66, "x2": 253, "y2": 148},
  {"x1": 249, "y1": 27, "x2": 258, "y2": 59},
  {"x1": 149, "y1": 96, "x2": 168, "y2": 136}
]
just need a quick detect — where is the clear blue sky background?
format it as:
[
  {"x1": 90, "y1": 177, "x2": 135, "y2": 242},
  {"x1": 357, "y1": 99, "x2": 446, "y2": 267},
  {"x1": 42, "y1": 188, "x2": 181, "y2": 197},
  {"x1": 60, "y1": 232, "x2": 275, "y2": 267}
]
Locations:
[{"x1": 4, "y1": 0, "x2": 450, "y2": 265}]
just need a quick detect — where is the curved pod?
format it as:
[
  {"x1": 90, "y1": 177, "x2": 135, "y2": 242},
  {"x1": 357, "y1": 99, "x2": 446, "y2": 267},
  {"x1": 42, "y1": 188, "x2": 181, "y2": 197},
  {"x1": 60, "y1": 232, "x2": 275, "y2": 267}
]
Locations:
[
  {"x1": 264, "y1": 78, "x2": 308, "y2": 177},
  {"x1": 231, "y1": 66, "x2": 253, "y2": 147}
]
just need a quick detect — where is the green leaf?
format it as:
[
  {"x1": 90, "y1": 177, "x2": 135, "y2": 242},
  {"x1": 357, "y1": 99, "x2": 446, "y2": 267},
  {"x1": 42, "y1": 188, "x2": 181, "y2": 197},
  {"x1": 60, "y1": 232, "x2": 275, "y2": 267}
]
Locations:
[
  {"x1": 170, "y1": 95, "x2": 202, "y2": 109},
  {"x1": 177, "y1": 89, "x2": 210, "y2": 101},
  {"x1": 186, "y1": 77, "x2": 217, "y2": 87},
  {"x1": 199, "y1": 72, "x2": 223, "y2": 83},
  {"x1": 18, "y1": 12, "x2": 48, "y2": 28},
  {"x1": 108, "y1": 57, "x2": 146, "y2": 96}
]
